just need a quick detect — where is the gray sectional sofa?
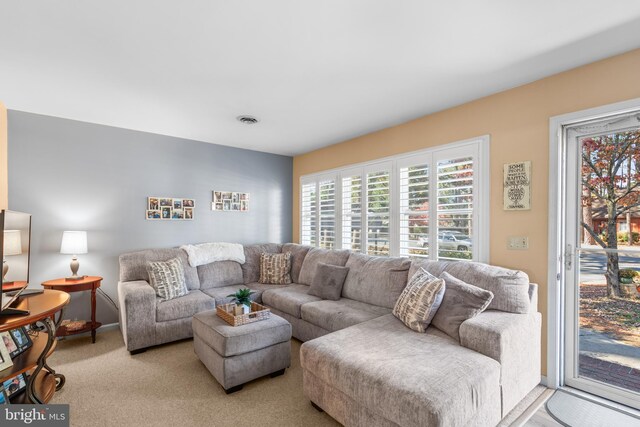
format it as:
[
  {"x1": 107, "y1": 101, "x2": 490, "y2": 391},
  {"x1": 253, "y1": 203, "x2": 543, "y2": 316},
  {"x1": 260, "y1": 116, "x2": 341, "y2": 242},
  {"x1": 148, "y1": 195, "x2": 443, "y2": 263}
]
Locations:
[{"x1": 118, "y1": 243, "x2": 541, "y2": 426}]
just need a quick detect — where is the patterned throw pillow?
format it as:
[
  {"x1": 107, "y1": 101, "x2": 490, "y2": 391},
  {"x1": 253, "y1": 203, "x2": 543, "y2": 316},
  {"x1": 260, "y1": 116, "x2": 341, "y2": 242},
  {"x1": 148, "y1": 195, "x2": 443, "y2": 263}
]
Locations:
[
  {"x1": 146, "y1": 257, "x2": 189, "y2": 302},
  {"x1": 259, "y1": 252, "x2": 292, "y2": 284},
  {"x1": 393, "y1": 268, "x2": 445, "y2": 333}
]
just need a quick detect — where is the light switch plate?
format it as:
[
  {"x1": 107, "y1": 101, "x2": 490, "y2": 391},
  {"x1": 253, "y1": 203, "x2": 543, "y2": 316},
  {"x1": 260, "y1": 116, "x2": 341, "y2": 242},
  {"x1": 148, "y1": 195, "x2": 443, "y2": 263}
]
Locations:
[{"x1": 508, "y1": 236, "x2": 529, "y2": 250}]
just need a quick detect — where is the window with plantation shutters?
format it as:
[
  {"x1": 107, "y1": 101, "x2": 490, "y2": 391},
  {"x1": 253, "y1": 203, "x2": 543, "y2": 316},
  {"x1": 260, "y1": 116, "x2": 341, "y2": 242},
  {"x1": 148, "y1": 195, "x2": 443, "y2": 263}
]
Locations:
[
  {"x1": 301, "y1": 182, "x2": 317, "y2": 246},
  {"x1": 436, "y1": 156, "x2": 474, "y2": 261},
  {"x1": 342, "y1": 174, "x2": 362, "y2": 251},
  {"x1": 399, "y1": 162, "x2": 429, "y2": 258},
  {"x1": 366, "y1": 170, "x2": 390, "y2": 256},
  {"x1": 299, "y1": 136, "x2": 488, "y2": 263},
  {"x1": 319, "y1": 179, "x2": 336, "y2": 249}
]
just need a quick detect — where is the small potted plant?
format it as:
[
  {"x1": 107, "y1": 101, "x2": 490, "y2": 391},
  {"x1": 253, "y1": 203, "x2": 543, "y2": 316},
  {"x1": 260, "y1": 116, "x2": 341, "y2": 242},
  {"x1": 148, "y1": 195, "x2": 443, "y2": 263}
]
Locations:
[
  {"x1": 619, "y1": 269, "x2": 639, "y2": 298},
  {"x1": 227, "y1": 288, "x2": 255, "y2": 315}
]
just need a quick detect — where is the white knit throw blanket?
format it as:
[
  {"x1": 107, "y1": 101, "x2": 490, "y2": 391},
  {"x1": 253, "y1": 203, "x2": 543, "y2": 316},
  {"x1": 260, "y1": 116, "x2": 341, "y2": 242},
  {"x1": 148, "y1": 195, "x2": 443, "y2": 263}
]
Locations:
[{"x1": 180, "y1": 242, "x2": 245, "y2": 267}]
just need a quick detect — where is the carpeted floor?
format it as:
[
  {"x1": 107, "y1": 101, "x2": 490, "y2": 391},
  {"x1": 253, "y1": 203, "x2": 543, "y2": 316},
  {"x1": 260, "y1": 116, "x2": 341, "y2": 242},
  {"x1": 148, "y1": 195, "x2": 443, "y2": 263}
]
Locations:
[{"x1": 49, "y1": 329, "x2": 546, "y2": 427}]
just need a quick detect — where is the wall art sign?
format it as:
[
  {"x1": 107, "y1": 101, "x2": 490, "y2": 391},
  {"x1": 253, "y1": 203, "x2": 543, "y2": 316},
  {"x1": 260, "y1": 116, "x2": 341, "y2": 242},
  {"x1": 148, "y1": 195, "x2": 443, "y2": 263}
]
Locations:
[
  {"x1": 146, "y1": 197, "x2": 195, "y2": 220},
  {"x1": 212, "y1": 191, "x2": 249, "y2": 212},
  {"x1": 503, "y1": 161, "x2": 531, "y2": 211}
]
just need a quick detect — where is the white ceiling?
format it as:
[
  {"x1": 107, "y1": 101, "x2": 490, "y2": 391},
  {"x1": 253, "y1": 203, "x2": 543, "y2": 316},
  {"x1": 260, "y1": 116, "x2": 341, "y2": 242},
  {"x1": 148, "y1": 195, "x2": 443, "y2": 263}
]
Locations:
[{"x1": 2, "y1": 1, "x2": 640, "y2": 156}]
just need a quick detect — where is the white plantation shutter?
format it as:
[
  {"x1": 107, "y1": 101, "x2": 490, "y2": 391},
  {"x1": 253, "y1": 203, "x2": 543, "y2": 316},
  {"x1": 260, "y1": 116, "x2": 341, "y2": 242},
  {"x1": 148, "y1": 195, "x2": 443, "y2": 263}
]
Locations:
[
  {"x1": 399, "y1": 162, "x2": 429, "y2": 258},
  {"x1": 436, "y1": 156, "x2": 474, "y2": 260},
  {"x1": 366, "y1": 170, "x2": 390, "y2": 256},
  {"x1": 300, "y1": 137, "x2": 488, "y2": 262},
  {"x1": 341, "y1": 174, "x2": 363, "y2": 251},
  {"x1": 301, "y1": 182, "x2": 317, "y2": 246},
  {"x1": 319, "y1": 179, "x2": 336, "y2": 249}
]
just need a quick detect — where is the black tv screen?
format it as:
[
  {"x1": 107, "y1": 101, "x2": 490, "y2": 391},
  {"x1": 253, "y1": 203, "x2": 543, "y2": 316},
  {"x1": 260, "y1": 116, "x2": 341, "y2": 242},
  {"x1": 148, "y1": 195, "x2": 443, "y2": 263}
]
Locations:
[{"x1": 1, "y1": 210, "x2": 31, "y2": 312}]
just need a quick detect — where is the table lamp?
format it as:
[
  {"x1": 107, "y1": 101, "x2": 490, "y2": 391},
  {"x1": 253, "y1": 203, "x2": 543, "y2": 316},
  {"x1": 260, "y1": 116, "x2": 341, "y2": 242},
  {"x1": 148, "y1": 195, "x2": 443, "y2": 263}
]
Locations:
[
  {"x1": 60, "y1": 231, "x2": 88, "y2": 280},
  {"x1": 3, "y1": 230, "x2": 22, "y2": 283}
]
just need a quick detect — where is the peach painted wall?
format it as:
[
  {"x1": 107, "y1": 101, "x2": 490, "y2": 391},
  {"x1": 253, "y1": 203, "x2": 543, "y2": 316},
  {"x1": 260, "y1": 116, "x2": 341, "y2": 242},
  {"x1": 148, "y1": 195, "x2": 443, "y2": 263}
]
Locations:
[
  {"x1": 0, "y1": 101, "x2": 7, "y2": 210},
  {"x1": 293, "y1": 48, "x2": 640, "y2": 375}
]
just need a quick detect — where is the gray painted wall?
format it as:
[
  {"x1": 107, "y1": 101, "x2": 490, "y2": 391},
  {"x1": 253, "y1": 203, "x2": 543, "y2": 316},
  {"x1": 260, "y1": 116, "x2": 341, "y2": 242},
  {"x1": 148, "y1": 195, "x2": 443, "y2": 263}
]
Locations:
[{"x1": 8, "y1": 111, "x2": 292, "y2": 325}]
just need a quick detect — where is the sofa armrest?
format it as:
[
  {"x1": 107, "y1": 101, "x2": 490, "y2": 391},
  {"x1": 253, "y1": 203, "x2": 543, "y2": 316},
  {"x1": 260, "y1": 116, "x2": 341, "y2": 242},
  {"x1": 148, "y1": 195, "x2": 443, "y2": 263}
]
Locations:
[
  {"x1": 117, "y1": 280, "x2": 157, "y2": 352},
  {"x1": 459, "y1": 310, "x2": 541, "y2": 417}
]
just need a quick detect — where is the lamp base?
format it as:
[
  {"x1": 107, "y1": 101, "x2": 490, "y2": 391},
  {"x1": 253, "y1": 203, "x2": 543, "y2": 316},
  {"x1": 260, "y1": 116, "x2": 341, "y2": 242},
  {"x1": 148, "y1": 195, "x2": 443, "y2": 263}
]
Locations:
[{"x1": 65, "y1": 275, "x2": 86, "y2": 282}]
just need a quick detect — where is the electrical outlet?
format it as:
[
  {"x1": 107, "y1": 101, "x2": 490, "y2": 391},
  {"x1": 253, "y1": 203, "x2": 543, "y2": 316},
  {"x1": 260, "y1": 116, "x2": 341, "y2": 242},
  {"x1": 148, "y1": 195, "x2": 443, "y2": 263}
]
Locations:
[{"x1": 508, "y1": 236, "x2": 529, "y2": 250}]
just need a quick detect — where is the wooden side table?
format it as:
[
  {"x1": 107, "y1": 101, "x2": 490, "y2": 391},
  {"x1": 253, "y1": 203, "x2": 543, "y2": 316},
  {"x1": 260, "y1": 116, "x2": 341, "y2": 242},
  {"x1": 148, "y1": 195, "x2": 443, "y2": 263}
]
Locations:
[
  {"x1": 42, "y1": 276, "x2": 103, "y2": 343},
  {"x1": 0, "y1": 290, "x2": 70, "y2": 403}
]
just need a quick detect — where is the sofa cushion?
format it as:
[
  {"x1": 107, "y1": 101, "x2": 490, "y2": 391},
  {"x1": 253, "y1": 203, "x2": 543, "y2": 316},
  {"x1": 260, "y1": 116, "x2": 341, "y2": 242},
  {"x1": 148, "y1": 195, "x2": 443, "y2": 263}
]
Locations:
[
  {"x1": 410, "y1": 260, "x2": 530, "y2": 314},
  {"x1": 147, "y1": 258, "x2": 189, "y2": 302},
  {"x1": 298, "y1": 248, "x2": 351, "y2": 286},
  {"x1": 341, "y1": 253, "x2": 411, "y2": 309},
  {"x1": 197, "y1": 260, "x2": 244, "y2": 290},
  {"x1": 259, "y1": 252, "x2": 292, "y2": 284},
  {"x1": 261, "y1": 284, "x2": 322, "y2": 318},
  {"x1": 156, "y1": 290, "x2": 215, "y2": 322},
  {"x1": 282, "y1": 243, "x2": 312, "y2": 283},
  {"x1": 393, "y1": 268, "x2": 445, "y2": 333},
  {"x1": 300, "y1": 314, "x2": 502, "y2": 427},
  {"x1": 120, "y1": 248, "x2": 200, "y2": 290},
  {"x1": 242, "y1": 243, "x2": 283, "y2": 284},
  {"x1": 301, "y1": 299, "x2": 391, "y2": 332},
  {"x1": 431, "y1": 272, "x2": 494, "y2": 341},
  {"x1": 201, "y1": 283, "x2": 274, "y2": 305},
  {"x1": 308, "y1": 263, "x2": 349, "y2": 301}
]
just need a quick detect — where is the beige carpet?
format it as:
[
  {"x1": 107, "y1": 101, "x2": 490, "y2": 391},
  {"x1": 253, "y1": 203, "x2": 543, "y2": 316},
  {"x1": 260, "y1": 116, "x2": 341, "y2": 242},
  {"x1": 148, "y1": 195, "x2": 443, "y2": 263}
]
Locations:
[{"x1": 49, "y1": 329, "x2": 546, "y2": 427}]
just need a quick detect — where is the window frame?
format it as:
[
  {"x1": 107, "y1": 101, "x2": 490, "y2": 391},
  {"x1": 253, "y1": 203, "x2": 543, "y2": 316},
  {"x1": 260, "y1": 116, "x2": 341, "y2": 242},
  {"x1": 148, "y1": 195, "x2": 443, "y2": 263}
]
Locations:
[{"x1": 299, "y1": 135, "x2": 490, "y2": 262}]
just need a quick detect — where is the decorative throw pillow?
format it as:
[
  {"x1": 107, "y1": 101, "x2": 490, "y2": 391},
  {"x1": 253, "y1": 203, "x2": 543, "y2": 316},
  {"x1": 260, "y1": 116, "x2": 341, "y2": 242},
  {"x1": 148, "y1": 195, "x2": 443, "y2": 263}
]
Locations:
[
  {"x1": 431, "y1": 272, "x2": 494, "y2": 341},
  {"x1": 308, "y1": 263, "x2": 350, "y2": 300},
  {"x1": 259, "y1": 252, "x2": 292, "y2": 284},
  {"x1": 393, "y1": 268, "x2": 445, "y2": 333},
  {"x1": 146, "y1": 257, "x2": 189, "y2": 302}
]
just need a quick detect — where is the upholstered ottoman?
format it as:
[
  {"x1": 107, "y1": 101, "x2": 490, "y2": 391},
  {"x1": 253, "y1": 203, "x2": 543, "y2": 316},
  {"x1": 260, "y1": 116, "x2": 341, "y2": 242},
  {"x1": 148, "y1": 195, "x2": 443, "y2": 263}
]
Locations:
[{"x1": 192, "y1": 310, "x2": 292, "y2": 393}]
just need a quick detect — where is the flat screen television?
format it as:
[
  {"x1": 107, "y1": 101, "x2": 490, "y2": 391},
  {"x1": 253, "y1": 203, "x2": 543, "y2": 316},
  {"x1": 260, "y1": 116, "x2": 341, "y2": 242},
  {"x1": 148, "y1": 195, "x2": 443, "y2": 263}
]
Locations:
[{"x1": 1, "y1": 210, "x2": 31, "y2": 315}]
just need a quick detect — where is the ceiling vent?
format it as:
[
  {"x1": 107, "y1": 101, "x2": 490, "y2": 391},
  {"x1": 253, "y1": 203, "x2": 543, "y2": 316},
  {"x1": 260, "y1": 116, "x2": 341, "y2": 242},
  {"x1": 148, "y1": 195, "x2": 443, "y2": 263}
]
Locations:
[{"x1": 237, "y1": 115, "x2": 259, "y2": 124}]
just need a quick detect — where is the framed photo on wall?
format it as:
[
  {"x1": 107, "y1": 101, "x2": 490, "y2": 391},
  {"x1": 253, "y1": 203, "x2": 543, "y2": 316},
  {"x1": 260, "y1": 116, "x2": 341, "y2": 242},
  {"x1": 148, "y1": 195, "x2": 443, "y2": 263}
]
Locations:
[
  {"x1": 146, "y1": 197, "x2": 195, "y2": 220},
  {"x1": 212, "y1": 191, "x2": 249, "y2": 212}
]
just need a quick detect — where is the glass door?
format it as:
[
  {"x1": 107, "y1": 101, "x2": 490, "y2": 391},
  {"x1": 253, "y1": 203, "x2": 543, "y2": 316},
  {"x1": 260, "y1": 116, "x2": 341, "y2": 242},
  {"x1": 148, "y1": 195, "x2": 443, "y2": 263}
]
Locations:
[{"x1": 564, "y1": 112, "x2": 640, "y2": 409}]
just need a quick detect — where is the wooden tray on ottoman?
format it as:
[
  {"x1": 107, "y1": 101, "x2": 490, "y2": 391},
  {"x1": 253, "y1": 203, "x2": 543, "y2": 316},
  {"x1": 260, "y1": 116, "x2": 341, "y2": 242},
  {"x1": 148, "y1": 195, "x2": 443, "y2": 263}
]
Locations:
[{"x1": 216, "y1": 302, "x2": 271, "y2": 326}]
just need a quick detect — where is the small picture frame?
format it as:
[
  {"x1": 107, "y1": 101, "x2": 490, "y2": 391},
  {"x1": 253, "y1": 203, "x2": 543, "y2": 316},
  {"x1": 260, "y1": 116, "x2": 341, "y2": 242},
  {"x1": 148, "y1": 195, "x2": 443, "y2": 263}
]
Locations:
[
  {"x1": 0, "y1": 339, "x2": 12, "y2": 372},
  {"x1": 9, "y1": 327, "x2": 32, "y2": 357},
  {"x1": 148, "y1": 197, "x2": 160, "y2": 210},
  {"x1": 0, "y1": 332, "x2": 18, "y2": 357},
  {"x1": 2, "y1": 373, "x2": 27, "y2": 400},
  {"x1": 184, "y1": 207, "x2": 193, "y2": 220},
  {"x1": 146, "y1": 210, "x2": 160, "y2": 220}
]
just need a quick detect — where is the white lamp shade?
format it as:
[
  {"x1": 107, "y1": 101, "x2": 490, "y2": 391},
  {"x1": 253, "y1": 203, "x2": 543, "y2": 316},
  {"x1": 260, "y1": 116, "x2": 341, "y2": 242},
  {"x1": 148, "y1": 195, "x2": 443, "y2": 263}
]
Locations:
[
  {"x1": 60, "y1": 231, "x2": 88, "y2": 255},
  {"x1": 3, "y1": 230, "x2": 22, "y2": 256}
]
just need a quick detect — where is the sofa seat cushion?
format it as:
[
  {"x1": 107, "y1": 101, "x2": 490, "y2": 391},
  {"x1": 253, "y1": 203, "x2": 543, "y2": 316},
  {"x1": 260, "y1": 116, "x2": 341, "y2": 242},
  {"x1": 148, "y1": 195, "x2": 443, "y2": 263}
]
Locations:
[
  {"x1": 300, "y1": 314, "x2": 502, "y2": 427},
  {"x1": 301, "y1": 299, "x2": 391, "y2": 332},
  {"x1": 193, "y1": 309, "x2": 291, "y2": 357},
  {"x1": 197, "y1": 260, "x2": 244, "y2": 290},
  {"x1": 342, "y1": 253, "x2": 411, "y2": 309},
  {"x1": 261, "y1": 284, "x2": 322, "y2": 318},
  {"x1": 156, "y1": 290, "x2": 215, "y2": 322},
  {"x1": 201, "y1": 283, "x2": 274, "y2": 305}
]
